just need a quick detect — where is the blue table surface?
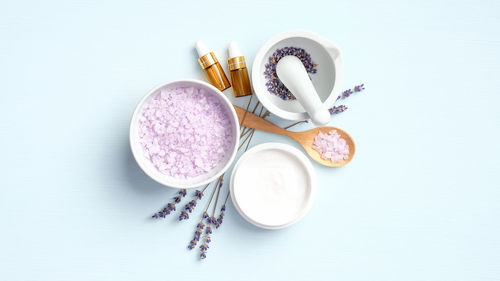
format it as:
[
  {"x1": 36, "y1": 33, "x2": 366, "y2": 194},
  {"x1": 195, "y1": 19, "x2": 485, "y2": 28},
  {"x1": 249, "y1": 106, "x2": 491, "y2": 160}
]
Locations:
[{"x1": 1, "y1": 0, "x2": 499, "y2": 280}]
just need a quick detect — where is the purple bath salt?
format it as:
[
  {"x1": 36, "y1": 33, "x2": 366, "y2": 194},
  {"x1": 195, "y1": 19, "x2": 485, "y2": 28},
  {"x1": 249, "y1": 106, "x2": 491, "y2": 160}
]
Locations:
[{"x1": 139, "y1": 87, "x2": 233, "y2": 179}]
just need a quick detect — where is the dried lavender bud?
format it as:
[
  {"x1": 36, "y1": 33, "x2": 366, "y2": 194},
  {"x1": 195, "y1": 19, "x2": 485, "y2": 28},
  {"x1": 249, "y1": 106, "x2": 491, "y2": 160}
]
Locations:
[
  {"x1": 166, "y1": 203, "x2": 176, "y2": 212},
  {"x1": 200, "y1": 251, "x2": 207, "y2": 259},
  {"x1": 354, "y1": 83, "x2": 365, "y2": 92},
  {"x1": 202, "y1": 211, "x2": 209, "y2": 219},
  {"x1": 205, "y1": 226, "x2": 212, "y2": 235},
  {"x1": 199, "y1": 243, "x2": 209, "y2": 251},
  {"x1": 151, "y1": 202, "x2": 175, "y2": 219},
  {"x1": 173, "y1": 196, "x2": 182, "y2": 203},
  {"x1": 215, "y1": 212, "x2": 224, "y2": 229},
  {"x1": 264, "y1": 46, "x2": 317, "y2": 100},
  {"x1": 196, "y1": 221, "x2": 205, "y2": 229},
  {"x1": 178, "y1": 211, "x2": 189, "y2": 221},
  {"x1": 207, "y1": 216, "x2": 217, "y2": 225},
  {"x1": 329, "y1": 105, "x2": 347, "y2": 115},
  {"x1": 204, "y1": 235, "x2": 211, "y2": 243},
  {"x1": 188, "y1": 240, "x2": 197, "y2": 250},
  {"x1": 194, "y1": 190, "x2": 204, "y2": 200},
  {"x1": 179, "y1": 189, "x2": 187, "y2": 197},
  {"x1": 188, "y1": 227, "x2": 203, "y2": 249},
  {"x1": 221, "y1": 204, "x2": 226, "y2": 212}
]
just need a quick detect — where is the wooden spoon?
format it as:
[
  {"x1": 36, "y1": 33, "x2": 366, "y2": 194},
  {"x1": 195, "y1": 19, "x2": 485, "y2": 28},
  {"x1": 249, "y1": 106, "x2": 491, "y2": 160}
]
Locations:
[{"x1": 234, "y1": 105, "x2": 355, "y2": 167}]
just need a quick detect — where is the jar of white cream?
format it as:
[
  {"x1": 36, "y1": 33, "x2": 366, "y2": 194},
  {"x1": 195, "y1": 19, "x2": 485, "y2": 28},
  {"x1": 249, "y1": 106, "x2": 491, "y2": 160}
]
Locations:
[{"x1": 230, "y1": 143, "x2": 316, "y2": 229}]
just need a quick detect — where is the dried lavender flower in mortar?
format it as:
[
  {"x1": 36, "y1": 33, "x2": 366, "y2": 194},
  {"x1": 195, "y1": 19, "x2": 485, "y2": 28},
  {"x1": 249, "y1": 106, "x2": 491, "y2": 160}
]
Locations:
[{"x1": 264, "y1": 46, "x2": 318, "y2": 101}]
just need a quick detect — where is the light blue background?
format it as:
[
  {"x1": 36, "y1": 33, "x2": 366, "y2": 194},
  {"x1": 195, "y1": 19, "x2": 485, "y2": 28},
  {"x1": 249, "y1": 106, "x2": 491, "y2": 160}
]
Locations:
[{"x1": 1, "y1": 0, "x2": 499, "y2": 280}]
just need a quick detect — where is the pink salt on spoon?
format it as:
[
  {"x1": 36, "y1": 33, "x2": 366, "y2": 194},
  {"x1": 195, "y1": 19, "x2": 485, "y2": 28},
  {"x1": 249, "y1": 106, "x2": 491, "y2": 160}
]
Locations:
[{"x1": 233, "y1": 106, "x2": 355, "y2": 167}]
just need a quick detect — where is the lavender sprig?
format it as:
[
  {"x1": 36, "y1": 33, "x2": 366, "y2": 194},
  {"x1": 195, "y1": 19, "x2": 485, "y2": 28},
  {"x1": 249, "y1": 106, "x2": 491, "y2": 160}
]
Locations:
[
  {"x1": 151, "y1": 189, "x2": 186, "y2": 219},
  {"x1": 200, "y1": 225, "x2": 213, "y2": 259},
  {"x1": 215, "y1": 204, "x2": 226, "y2": 229},
  {"x1": 336, "y1": 83, "x2": 365, "y2": 101},
  {"x1": 187, "y1": 221, "x2": 205, "y2": 250},
  {"x1": 329, "y1": 105, "x2": 347, "y2": 115},
  {"x1": 177, "y1": 184, "x2": 208, "y2": 221}
]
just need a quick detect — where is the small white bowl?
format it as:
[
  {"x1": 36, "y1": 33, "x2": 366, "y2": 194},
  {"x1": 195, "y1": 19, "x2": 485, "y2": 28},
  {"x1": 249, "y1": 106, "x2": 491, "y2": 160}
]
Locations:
[
  {"x1": 252, "y1": 30, "x2": 343, "y2": 121},
  {"x1": 230, "y1": 143, "x2": 316, "y2": 229},
  {"x1": 129, "y1": 79, "x2": 240, "y2": 189}
]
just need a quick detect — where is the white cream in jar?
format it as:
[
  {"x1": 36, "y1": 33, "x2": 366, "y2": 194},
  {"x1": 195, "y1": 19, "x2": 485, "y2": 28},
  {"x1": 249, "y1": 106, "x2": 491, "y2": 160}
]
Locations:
[{"x1": 230, "y1": 143, "x2": 316, "y2": 229}]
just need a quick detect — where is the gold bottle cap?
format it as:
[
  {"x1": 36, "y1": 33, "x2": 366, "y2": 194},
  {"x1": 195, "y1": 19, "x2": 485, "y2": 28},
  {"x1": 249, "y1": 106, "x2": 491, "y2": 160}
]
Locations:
[
  {"x1": 228, "y1": 56, "x2": 246, "y2": 71},
  {"x1": 198, "y1": 52, "x2": 218, "y2": 69}
]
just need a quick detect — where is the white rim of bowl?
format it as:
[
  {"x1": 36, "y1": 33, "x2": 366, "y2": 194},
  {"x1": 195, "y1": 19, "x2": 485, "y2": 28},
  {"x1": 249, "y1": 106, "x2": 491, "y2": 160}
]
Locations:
[
  {"x1": 230, "y1": 143, "x2": 316, "y2": 229},
  {"x1": 129, "y1": 79, "x2": 240, "y2": 189},
  {"x1": 251, "y1": 29, "x2": 343, "y2": 121}
]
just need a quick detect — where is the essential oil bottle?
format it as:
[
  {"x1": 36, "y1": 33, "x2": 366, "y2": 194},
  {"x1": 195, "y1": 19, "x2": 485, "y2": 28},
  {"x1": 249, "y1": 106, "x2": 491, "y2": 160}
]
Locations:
[
  {"x1": 195, "y1": 41, "x2": 231, "y2": 91},
  {"x1": 227, "y1": 42, "x2": 252, "y2": 97}
]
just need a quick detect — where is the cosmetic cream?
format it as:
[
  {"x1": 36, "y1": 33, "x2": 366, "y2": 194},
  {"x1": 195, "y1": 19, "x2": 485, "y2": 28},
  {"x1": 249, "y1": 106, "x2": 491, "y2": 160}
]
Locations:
[
  {"x1": 227, "y1": 42, "x2": 252, "y2": 97},
  {"x1": 230, "y1": 143, "x2": 316, "y2": 229},
  {"x1": 196, "y1": 41, "x2": 231, "y2": 91}
]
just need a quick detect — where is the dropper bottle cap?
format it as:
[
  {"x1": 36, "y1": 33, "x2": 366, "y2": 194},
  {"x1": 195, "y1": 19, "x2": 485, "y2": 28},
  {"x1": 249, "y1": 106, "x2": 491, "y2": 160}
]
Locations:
[
  {"x1": 228, "y1": 41, "x2": 242, "y2": 58},
  {"x1": 195, "y1": 40, "x2": 210, "y2": 57}
]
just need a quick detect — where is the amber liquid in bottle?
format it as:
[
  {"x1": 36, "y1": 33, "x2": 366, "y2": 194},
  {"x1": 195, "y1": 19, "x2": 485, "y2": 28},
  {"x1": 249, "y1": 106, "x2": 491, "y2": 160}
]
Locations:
[
  {"x1": 230, "y1": 67, "x2": 251, "y2": 97},
  {"x1": 204, "y1": 61, "x2": 231, "y2": 91},
  {"x1": 227, "y1": 55, "x2": 252, "y2": 97}
]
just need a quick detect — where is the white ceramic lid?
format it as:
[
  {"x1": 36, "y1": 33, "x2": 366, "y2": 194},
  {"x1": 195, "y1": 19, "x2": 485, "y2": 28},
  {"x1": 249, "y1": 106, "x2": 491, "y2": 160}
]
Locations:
[{"x1": 230, "y1": 143, "x2": 316, "y2": 229}]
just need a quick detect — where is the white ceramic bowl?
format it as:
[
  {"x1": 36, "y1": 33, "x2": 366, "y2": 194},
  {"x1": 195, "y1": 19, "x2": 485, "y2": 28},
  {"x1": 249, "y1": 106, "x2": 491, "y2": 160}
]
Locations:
[
  {"x1": 252, "y1": 30, "x2": 343, "y2": 121},
  {"x1": 230, "y1": 143, "x2": 316, "y2": 229},
  {"x1": 129, "y1": 79, "x2": 240, "y2": 189}
]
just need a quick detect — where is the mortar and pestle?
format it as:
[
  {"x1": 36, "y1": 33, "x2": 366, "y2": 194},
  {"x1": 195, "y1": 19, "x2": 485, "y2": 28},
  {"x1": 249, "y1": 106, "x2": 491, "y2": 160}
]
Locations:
[
  {"x1": 252, "y1": 30, "x2": 343, "y2": 125},
  {"x1": 242, "y1": 30, "x2": 354, "y2": 167}
]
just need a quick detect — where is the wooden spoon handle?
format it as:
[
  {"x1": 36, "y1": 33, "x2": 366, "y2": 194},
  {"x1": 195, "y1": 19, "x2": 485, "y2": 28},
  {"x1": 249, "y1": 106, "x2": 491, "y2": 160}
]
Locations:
[{"x1": 233, "y1": 105, "x2": 292, "y2": 137}]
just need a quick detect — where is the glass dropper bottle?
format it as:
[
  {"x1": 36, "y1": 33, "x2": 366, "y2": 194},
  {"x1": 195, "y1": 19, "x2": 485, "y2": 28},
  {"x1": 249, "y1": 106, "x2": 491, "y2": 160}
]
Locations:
[
  {"x1": 227, "y1": 42, "x2": 252, "y2": 97},
  {"x1": 195, "y1": 41, "x2": 231, "y2": 91}
]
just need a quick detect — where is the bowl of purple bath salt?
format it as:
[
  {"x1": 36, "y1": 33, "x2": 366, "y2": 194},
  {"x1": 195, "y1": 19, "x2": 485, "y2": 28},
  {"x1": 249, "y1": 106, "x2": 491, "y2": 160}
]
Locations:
[{"x1": 129, "y1": 79, "x2": 240, "y2": 189}]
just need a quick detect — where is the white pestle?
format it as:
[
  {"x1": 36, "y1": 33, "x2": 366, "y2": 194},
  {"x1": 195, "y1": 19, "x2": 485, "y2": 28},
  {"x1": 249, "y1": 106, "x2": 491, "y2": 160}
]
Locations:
[{"x1": 276, "y1": 56, "x2": 331, "y2": 125}]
